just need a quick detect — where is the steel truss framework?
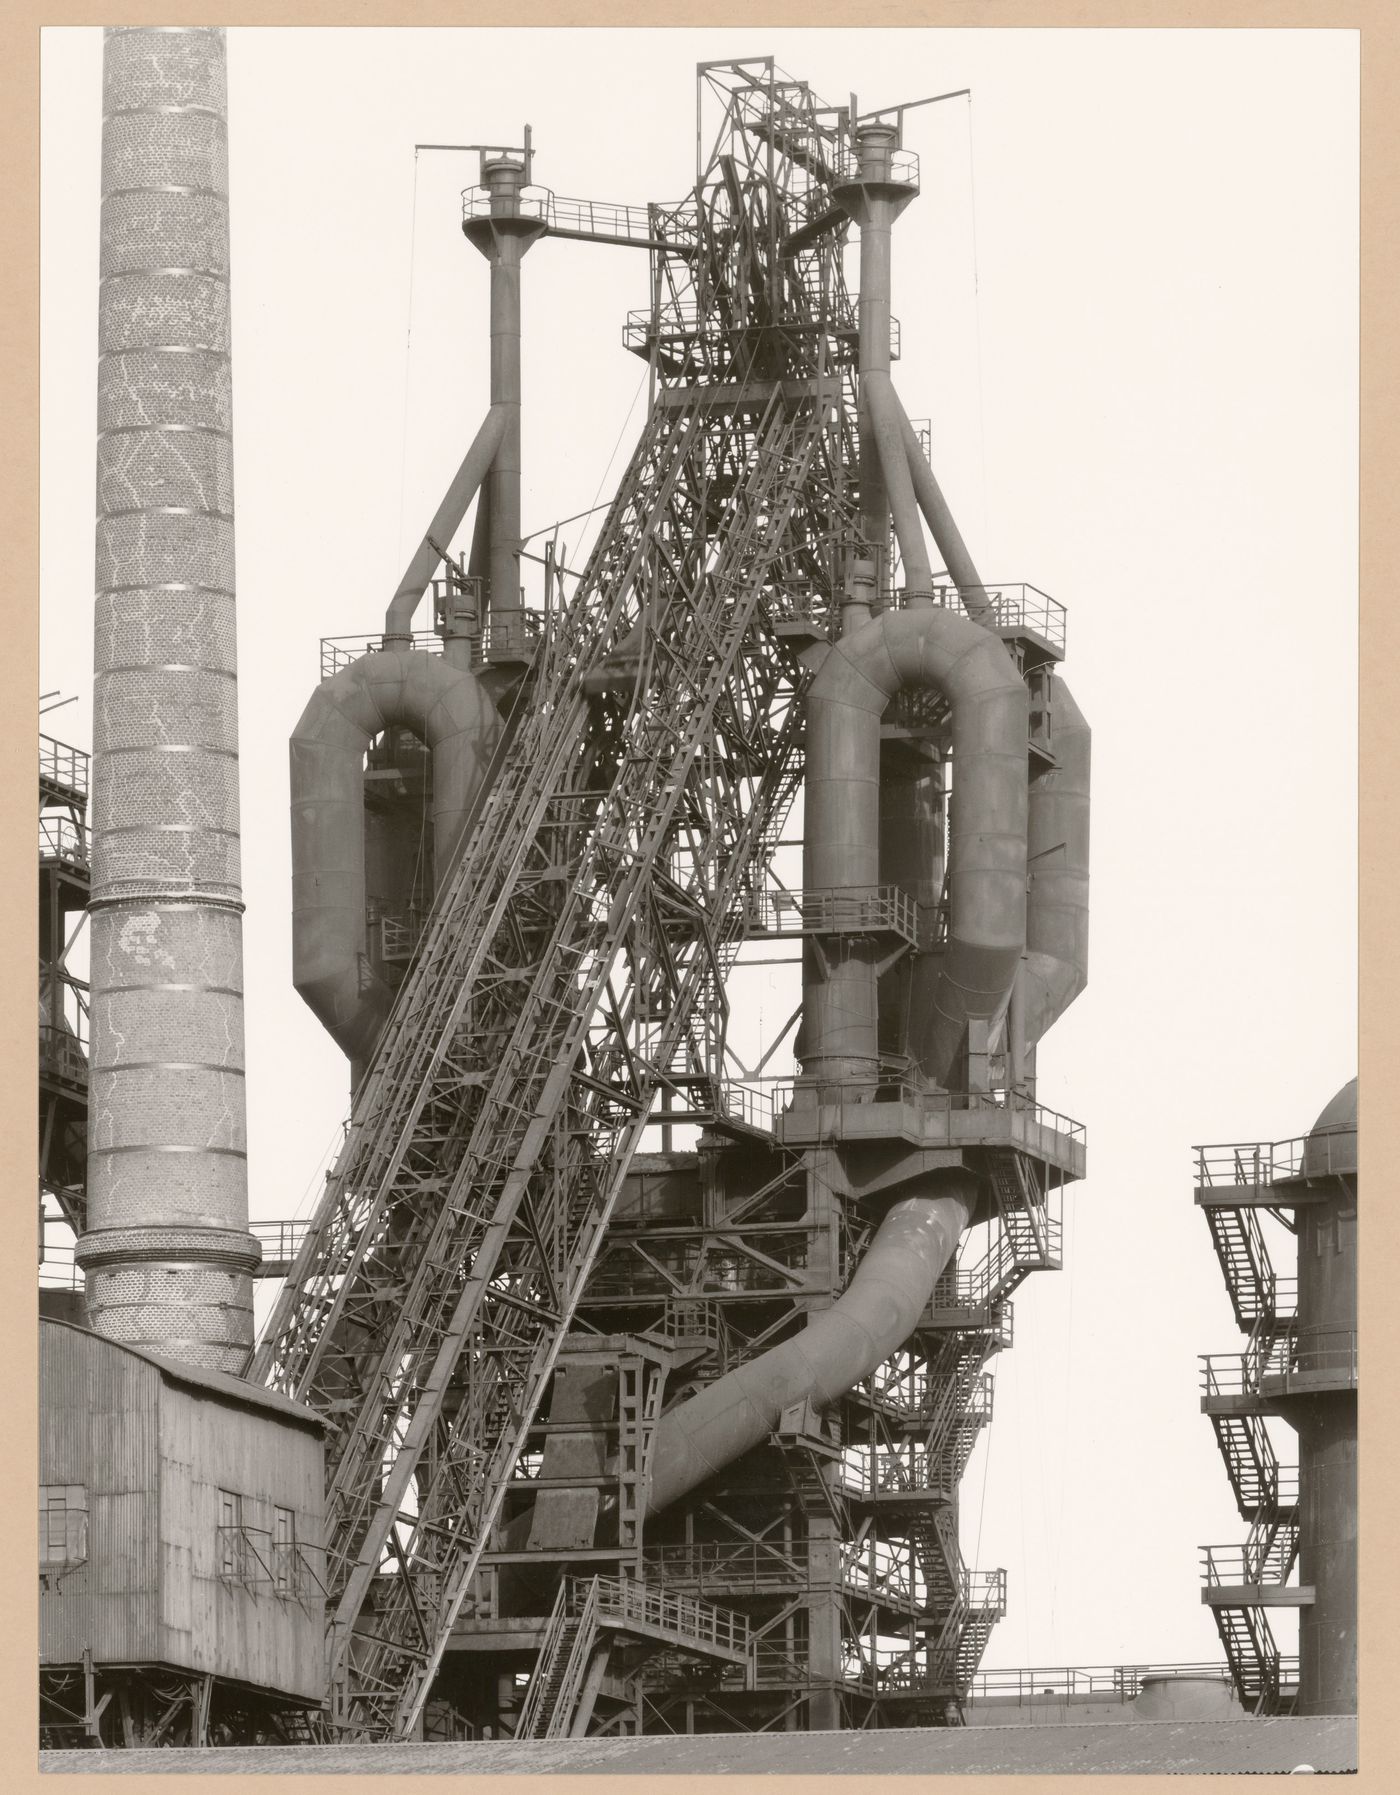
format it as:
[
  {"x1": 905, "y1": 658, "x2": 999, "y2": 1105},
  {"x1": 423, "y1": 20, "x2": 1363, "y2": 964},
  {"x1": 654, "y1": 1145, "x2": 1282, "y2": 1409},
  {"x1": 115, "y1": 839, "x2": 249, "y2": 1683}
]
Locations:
[
  {"x1": 39, "y1": 1659, "x2": 320, "y2": 1752},
  {"x1": 250, "y1": 57, "x2": 1077, "y2": 1743}
]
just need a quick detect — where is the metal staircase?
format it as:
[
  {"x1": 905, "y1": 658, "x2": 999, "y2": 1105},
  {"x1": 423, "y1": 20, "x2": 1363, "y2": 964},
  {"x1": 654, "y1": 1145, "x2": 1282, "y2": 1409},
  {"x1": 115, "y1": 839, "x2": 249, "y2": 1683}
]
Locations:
[
  {"x1": 517, "y1": 1575, "x2": 751, "y2": 1740},
  {"x1": 517, "y1": 1581, "x2": 597, "y2": 1740},
  {"x1": 1210, "y1": 1410, "x2": 1287, "y2": 1519},
  {"x1": 986, "y1": 1149, "x2": 1058, "y2": 1278},
  {"x1": 252, "y1": 377, "x2": 832, "y2": 1739},
  {"x1": 1198, "y1": 1156, "x2": 1303, "y2": 1715},
  {"x1": 1212, "y1": 1603, "x2": 1286, "y2": 1716},
  {"x1": 1204, "y1": 1202, "x2": 1277, "y2": 1332}
]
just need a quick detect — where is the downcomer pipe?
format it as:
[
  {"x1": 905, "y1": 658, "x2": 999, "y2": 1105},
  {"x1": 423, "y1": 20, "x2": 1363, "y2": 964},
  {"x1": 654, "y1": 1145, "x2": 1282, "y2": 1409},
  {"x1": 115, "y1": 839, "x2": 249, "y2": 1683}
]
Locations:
[
  {"x1": 894, "y1": 394, "x2": 994, "y2": 621},
  {"x1": 77, "y1": 26, "x2": 261, "y2": 1372},
  {"x1": 866, "y1": 371, "x2": 934, "y2": 597},
  {"x1": 802, "y1": 606, "x2": 1029, "y2": 1086},
  {"x1": 384, "y1": 406, "x2": 506, "y2": 646},
  {"x1": 648, "y1": 1177, "x2": 976, "y2": 1514},
  {"x1": 290, "y1": 651, "x2": 499, "y2": 1065}
]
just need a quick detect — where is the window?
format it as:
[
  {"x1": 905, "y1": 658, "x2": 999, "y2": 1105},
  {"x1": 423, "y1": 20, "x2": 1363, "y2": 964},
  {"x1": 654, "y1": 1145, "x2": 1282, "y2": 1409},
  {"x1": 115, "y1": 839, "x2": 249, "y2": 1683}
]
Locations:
[
  {"x1": 39, "y1": 1484, "x2": 88, "y2": 1568},
  {"x1": 217, "y1": 1488, "x2": 243, "y2": 1579},
  {"x1": 273, "y1": 1505, "x2": 296, "y2": 1596}
]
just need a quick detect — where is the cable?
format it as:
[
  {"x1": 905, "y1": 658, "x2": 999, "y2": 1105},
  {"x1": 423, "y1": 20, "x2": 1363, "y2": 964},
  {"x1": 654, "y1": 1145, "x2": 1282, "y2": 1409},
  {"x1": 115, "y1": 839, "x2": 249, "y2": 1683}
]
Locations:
[
  {"x1": 584, "y1": 365, "x2": 649, "y2": 530},
  {"x1": 964, "y1": 94, "x2": 992, "y2": 557},
  {"x1": 395, "y1": 149, "x2": 423, "y2": 571}
]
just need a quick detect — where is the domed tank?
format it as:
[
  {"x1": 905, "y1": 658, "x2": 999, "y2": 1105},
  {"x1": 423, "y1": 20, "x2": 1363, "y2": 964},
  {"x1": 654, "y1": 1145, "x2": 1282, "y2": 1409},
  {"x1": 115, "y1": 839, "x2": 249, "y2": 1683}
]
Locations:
[
  {"x1": 1296, "y1": 1076, "x2": 1357, "y2": 1371},
  {"x1": 1302, "y1": 1076, "x2": 1357, "y2": 1182},
  {"x1": 1131, "y1": 1671, "x2": 1238, "y2": 1722}
]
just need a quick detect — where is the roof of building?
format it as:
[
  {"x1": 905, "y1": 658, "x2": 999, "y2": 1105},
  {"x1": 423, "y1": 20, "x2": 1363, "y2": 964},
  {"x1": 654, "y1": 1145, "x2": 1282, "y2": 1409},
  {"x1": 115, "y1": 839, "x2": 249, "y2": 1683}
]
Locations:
[
  {"x1": 40, "y1": 1317, "x2": 323, "y2": 1433},
  {"x1": 39, "y1": 1714, "x2": 1358, "y2": 1776}
]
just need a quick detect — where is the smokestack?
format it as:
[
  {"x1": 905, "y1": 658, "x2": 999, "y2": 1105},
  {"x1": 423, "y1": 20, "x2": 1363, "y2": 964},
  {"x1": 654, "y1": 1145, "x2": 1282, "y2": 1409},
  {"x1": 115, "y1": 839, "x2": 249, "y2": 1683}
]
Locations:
[{"x1": 76, "y1": 26, "x2": 260, "y2": 1372}]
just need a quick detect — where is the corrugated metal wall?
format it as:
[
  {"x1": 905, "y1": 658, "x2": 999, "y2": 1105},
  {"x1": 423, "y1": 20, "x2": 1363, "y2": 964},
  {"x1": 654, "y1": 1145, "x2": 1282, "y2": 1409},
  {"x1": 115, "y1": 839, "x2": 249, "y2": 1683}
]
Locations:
[
  {"x1": 40, "y1": 1323, "x2": 161, "y2": 1666},
  {"x1": 158, "y1": 1382, "x2": 324, "y2": 1701}
]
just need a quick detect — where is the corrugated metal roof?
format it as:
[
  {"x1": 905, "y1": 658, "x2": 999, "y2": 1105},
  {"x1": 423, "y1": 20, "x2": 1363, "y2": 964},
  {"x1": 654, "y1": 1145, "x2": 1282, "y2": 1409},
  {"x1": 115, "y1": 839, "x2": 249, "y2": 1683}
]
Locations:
[
  {"x1": 40, "y1": 1714, "x2": 1357, "y2": 1775},
  {"x1": 40, "y1": 1319, "x2": 322, "y2": 1432}
]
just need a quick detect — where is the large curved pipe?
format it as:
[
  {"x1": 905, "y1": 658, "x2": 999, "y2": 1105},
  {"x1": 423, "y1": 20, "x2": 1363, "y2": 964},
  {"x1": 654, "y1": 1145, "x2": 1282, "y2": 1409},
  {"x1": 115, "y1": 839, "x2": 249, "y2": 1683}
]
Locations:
[
  {"x1": 647, "y1": 1177, "x2": 976, "y2": 1514},
  {"x1": 803, "y1": 607, "x2": 1028, "y2": 1086},
  {"x1": 384, "y1": 405, "x2": 506, "y2": 646},
  {"x1": 290, "y1": 650, "x2": 499, "y2": 1063},
  {"x1": 1022, "y1": 677, "x2": 1091, "y2": 1047}
]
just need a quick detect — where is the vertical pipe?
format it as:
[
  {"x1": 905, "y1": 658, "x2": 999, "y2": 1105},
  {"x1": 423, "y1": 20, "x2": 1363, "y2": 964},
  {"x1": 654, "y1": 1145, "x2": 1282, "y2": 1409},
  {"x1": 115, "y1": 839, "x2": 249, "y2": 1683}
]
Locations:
[
  {"x1": 853, "y1": 124, "x2": 896, "y2": 592},
  {"x1": 77, "y1": 26, "x2": 260, "y2": 1372},
  {"x1": 481, "y1": 158, "x2": 532, "y2": 654}
]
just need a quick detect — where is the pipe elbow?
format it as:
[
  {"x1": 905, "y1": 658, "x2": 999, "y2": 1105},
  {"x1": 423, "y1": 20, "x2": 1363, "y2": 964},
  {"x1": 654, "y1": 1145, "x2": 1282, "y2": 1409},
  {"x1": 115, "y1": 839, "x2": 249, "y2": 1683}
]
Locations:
[
  {"x1": 646, "y1": 1178, "x2": 975, "y2": 1517},
  {"x1": 289, "y1": 650, "x2": 500, "y2": 1062},
  {"x1": 803, "y1": 607, "x2": 1028, "y2": 1086}
]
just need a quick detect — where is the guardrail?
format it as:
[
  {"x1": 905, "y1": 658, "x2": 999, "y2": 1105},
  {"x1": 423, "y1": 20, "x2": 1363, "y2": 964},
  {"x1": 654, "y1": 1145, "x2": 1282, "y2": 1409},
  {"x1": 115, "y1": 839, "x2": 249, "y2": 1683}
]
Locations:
[
  {"x1": 771, "y1": 1076, "x2": 1084, "y2": 1144},
  {"x1": 1201, "y1": 1326, "x2": 1356, "y2": 1398},
  {"x1": 840, "y1": 1427, "x2": 988, "y2": 1500},
  {"x1": 964, "y1": 1659, "x2": 1239, "y2": 1705},
  {"x1": 39, "y1": 1247, "x2": 82, "y2": 1290},
  {"x1": 320, "y1": 610, "x2": 544, "y2": 682},
  {"x1": 713, "y1": 1081, "x2": 778, "y2": 1133},
  {"x1": 1196, "y1": 1132, "x2": 1356, "y2": 1188},
  {"x1": 39, "y1": 817, "x2": 88, "y2": 868},
  {"x1": 321, "y1": 630, "x2": 441, "y2": 679},
  {"x1": 39, "y1": 1023, "x2": 88, "y2": 1088},
  {"x1": 463, "y1": 185, "x2": 667, "y2": 248},
  {"x1": 733, "y1": 884, "x2": 921, "y2": 947},
  {"x1": 1200, "y1": 1543, "x2": 1298, "y2": 1589},
  {"x1": 884, "y1": 583, "x2": 1067, "y2": 654},
  {"x1": 250, "y1": 1219, "x2": 313, "y2": 1271},
  {"x1": 831, "y1": 145, "x2": 921, "y2": 190},
  {"x1": 40, "y1": 735, "x2": 89, "y2": 799},
  {"x1": 585, "y1": 1575, "x2": 748, "y2": 1659},
  {"x1": 642, "y1": 1538, "x2": 966, "y2": 1617}
]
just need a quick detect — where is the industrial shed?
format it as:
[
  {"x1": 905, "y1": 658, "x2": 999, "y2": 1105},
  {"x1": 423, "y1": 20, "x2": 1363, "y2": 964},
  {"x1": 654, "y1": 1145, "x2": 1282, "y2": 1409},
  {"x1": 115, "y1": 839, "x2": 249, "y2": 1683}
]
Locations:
[{"x1": 40, "y1": 1319, "x2": 326, "y2": 1742}]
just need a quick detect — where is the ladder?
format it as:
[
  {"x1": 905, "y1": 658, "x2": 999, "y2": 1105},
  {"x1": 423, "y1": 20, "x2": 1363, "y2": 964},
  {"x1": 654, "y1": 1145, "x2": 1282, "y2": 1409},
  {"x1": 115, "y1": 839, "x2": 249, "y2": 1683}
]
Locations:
[{"x1": 253, "y1": 378, "x2": 832, "y2": 1739}]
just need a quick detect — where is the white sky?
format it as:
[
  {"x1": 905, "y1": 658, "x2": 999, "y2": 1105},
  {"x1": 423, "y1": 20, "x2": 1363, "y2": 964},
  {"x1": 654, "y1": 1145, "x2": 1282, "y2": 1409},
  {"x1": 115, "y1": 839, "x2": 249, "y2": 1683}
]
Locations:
[{"x1": 40, "y1": 26, "x2": 1357, "y2": 1676}]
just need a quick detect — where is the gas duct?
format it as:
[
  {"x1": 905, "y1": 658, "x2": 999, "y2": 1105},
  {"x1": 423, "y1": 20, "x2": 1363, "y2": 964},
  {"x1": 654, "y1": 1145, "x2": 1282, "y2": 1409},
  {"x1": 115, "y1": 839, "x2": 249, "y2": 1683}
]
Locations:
[{"x1": 76, "y1": 25, "x2": 261, "y2": 1372}]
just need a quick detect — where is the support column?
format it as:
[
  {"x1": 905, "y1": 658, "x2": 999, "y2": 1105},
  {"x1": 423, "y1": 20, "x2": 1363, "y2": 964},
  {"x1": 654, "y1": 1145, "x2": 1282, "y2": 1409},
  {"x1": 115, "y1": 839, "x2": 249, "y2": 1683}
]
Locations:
[{"x1": 463, "y1": 155, "x2": 545, "y2": 659}]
